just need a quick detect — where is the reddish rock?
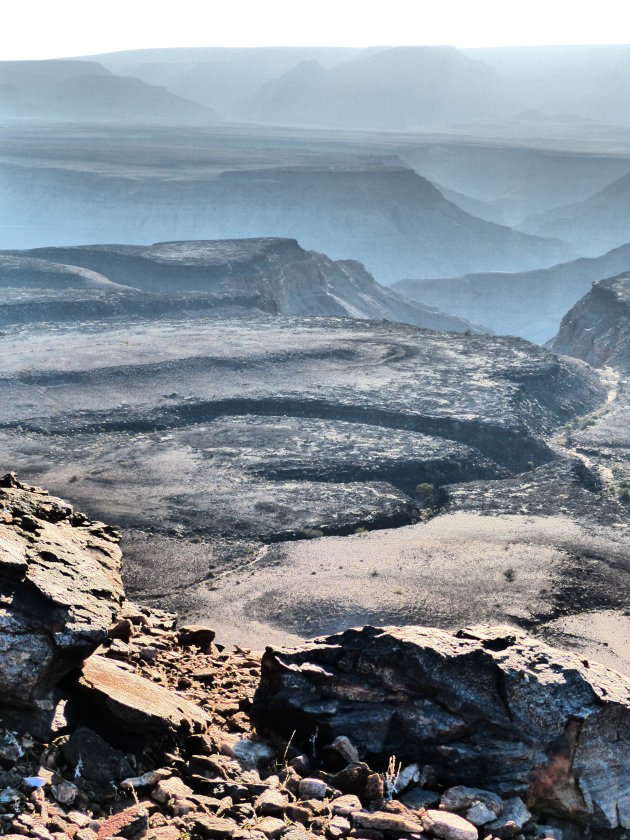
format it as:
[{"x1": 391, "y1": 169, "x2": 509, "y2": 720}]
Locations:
[
  {"x1": 77, "y1": 655, "x2": 209, "y2": 736},
  {"x1": 97, "y1": 806, "x2": 149, "y2": 840}
]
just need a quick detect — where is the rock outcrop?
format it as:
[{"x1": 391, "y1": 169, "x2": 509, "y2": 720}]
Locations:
[
  {"x1": 252, "y1": 624, "x2": 630, "y2": 833},
  {"x1": 0, "y1": 472, "x2": 123, "y2": 719},
  {"x1": 551, "y1": 271, "x2": 630, "y2": 373}
]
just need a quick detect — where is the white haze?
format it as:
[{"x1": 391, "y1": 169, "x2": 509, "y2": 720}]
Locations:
[{"x1": 2, "y1": 0, "x2": 630, "y2": 60}]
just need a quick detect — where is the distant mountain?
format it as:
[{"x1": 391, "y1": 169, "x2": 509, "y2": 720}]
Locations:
[
  {"x1": 236, "y1": 47, "x2": 508, "y2": 129},
  {"x1": 552, "y1": 272, "x2": 630, "y2": 373},
  {"x1": 520, "y1": 170, "x2": 630, "y2": 256},
  {"x1": 465, "y1": 45, "x2": 630, "y2": 124},
  {"x1": 93, "y1": 47, "x2": 370, "y2": 118},
  {"x1": 0, "y1": 154, "x2": 573, "y2": 280},
  {"x1": 393, "y1": 242, "x2": 630, "y2": 344},
  {"x1": 0, "y1": 238, "x2": 483, "y2": 333},
  {"x1": 0, "y1": 59, "x2": 217, "y2": 122},
  {"x1": 85, "y1": 44, "x2": 630, "y2": 130}
]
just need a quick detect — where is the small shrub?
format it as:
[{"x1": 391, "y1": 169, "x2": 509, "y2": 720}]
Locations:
[
  {"x1": 504, "y1": 567, "x2": 516, "y2": 583},
  {"x1": 415, "y1": 482, "x2": 435, "y2": 498}
]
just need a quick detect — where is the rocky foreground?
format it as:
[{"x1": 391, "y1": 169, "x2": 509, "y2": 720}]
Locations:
[{"x1": 1, "y1": 474, "x2": 630, "y2": 840}]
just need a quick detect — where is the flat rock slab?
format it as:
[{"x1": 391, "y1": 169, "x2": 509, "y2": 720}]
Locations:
[
  {"x1": 78, "y1": 654, "x2": 209, "y2": 736},
  {"x1": 0, "y1": 473, "x2": 123, "y2": 716},
  {"x1": 252, "y1": 623, "x2": 630, "y2": 833}
]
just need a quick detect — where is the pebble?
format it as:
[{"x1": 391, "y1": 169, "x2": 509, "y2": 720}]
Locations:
[
  {"x1": 254, "y1": 788, "x2": 288, "y2": 814},
  {"x1": 120, "y1": 768, "x2": 172, "y2": 790},
  {"x1": 330, "y1": 736, "x2": 359, "y2": 764},
  {"x1": 299, "y1": 777, "x2": 327, "y2": 800},
  {"x1": 393, "y1": 763, "x2": 421, "y2": 794},
  {"x1": 486, "y1": 797, "x2": 532, "y2": 836},
  {"x1": 51, "y1": 780, "x2": 78, "y2": 806},
  {"x1": 353, "y1": 810, "x2": 424, "y2": 834},
  {"x1": 185, "y1": 814, "x2": 239, "y2": 838},
  {"x1": 466, "y1": 802, "x2": 498, "y2": 825},
  {"x1": 330, "y1": 794, "x2": 363, "y2": 816},
  {"x1": 153, "y1": 776, "x2": 194, "y2": 805},
  {"x1": 256, "y1": 816, "x2": 287, "y2": 838},
  {"x1": 400, "y1": 788, "x2": 441, "y2": 810},
  {"x1": 328, "y1": 814, "x2": 352, "y2": 837},
  {"x1": 440, "y1": 785, "x2": 502, "y2": 816},
  {"x1": 423, "y1": 809, "x2": 479, "y2": 840}
]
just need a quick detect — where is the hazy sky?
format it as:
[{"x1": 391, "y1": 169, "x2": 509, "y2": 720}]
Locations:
[{"x1": 3, "y1": 0, "x2": 630, "y2": 60}]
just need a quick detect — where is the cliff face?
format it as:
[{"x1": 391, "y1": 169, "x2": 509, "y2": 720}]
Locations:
[
  {"x1": 0, "y1": 472, "x2": 123, "y2": 724},
  {"x1": 1, "y1": 238, "x2": 480, "y2": 333},
  {"x1": 551, "y1": 272, "x2": 630, "y2": 372},
  {"x1": 0, "y1": 153, "x2": 572, "y2": 280}
]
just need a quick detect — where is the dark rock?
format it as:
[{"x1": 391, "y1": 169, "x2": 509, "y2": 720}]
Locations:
[
  {"x1": 252, "y1": 624, "x2": 630, "y2": 833},
  {"x1": 364, "y1": 772, "x2": 384, "y2": 803},
  {"x1": 440, "y1": 785, "x2": 502, "y2": 812},
  {"x1": 177, "y1": 625, "x2": 216, "y2": 654},
  {"x1": 400, "y1": 788, "x2": 441, "y2": 810},
  {"x1": 299, "y1": 777, "x2": 327, "y2": 800},
  {"x1": 486, "y1": 798, "x2": 532, "y2": 837},
  {"x1": 330, "y1": 763, "x2": 373, "y2": 798},
  {"x1": 62, "y1": 726, "x2": 133, "y2": 788},
  {"x1": 0, "y1": 475, "x2": 123, "y2": 730}
]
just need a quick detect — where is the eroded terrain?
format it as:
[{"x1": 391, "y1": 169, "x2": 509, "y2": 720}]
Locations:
[{"x1": 1, "y1": 310, "x2": 627, "y2": 658}]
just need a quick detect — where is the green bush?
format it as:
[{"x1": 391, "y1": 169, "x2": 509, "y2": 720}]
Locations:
[{"x1": 415, "y1": 482, "x2": 435, "y2": 498}]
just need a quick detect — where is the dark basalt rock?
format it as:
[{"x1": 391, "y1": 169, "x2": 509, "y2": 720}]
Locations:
[
  {"x1": 62, "y1": 726, "x2": 134, "y2": 789},
  {"x1": 0, "y1": 473, "x2": 124, "y2": 723},
  {"x1": 252, "y1": 624, "x2": 630, "y2": 833}
]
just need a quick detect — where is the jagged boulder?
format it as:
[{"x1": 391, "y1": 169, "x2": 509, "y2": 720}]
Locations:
[
  {"x1": 0, "y1": 472, "x2": 124, "y2": 718},
  {"x1": 252, "y1": 624, "x2": 630, "y2": 833}
]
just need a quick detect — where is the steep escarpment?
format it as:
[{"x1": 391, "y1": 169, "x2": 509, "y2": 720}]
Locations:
[
  {"x1": 0, "y1": 239, "x2": 480, "y2": 333},
  {"x1": 0, "y1": 153, "x2": 572, "y2": 280},
  {"x1": 551, "y1": 272, "x2": 630, "y2": 372}
]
